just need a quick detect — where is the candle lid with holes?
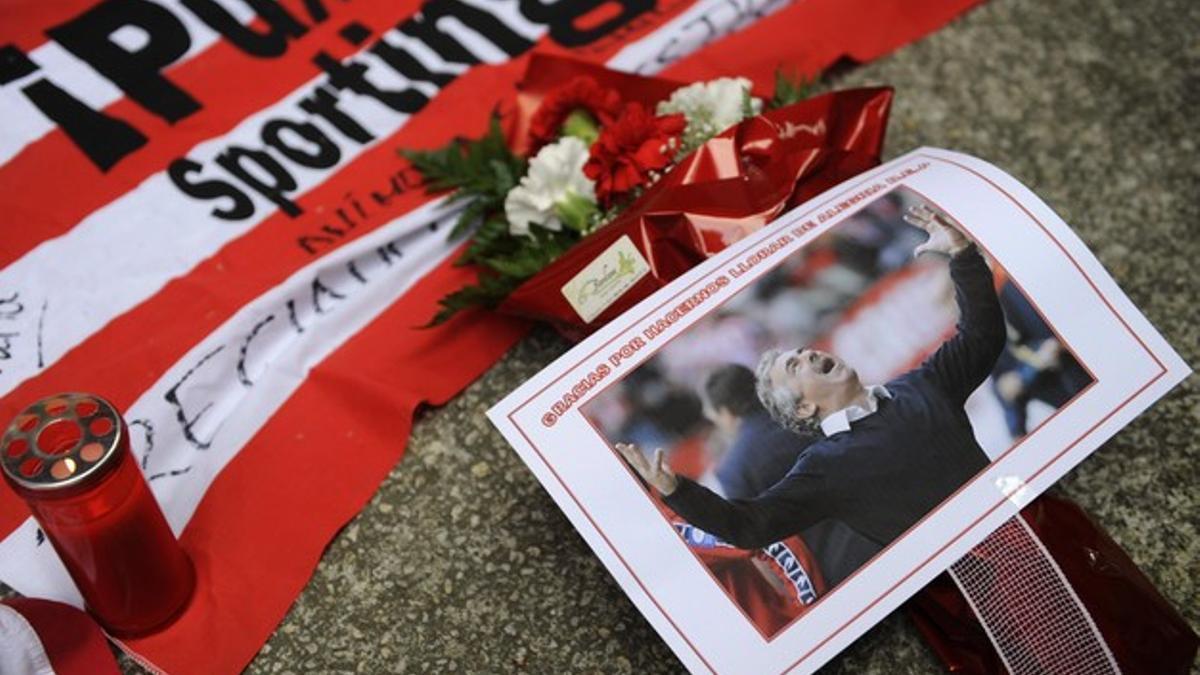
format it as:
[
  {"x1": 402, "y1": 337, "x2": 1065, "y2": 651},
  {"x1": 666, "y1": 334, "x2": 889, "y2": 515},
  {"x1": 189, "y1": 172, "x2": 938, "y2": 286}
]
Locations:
[{"x1": 1, "y1": 393, "x2": 124, "y2": 493}]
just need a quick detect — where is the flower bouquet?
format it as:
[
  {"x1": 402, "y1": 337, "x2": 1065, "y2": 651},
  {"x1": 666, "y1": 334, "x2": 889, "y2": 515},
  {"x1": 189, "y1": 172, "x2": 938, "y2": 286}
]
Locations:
[{"x1": 402, "y1": 54, "x2": 893, "y2": 337}]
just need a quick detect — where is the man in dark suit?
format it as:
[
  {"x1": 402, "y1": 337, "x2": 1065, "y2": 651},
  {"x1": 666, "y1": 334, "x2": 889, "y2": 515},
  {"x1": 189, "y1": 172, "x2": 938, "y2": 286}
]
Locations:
[
  {"x1": 618, "y1": 203, "x2": 1006, "y2": 553},
  {"x1": 703, "y1": 364, "x2": 880, "y2": 587}
]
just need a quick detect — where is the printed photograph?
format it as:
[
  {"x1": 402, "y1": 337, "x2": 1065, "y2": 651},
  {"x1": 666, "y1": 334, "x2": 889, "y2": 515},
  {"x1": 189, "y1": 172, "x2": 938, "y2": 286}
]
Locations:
[{"x1": 580, "y1": 186, "x2": 1095, "y2": 638}]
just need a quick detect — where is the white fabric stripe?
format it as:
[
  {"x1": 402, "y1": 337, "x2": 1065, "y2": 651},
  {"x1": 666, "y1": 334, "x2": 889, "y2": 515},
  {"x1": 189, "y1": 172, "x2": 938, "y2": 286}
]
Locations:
[
  {"x1": 948, "y1": 516, "x2": 1121, "y2": 675},
  {"x1": 606, "y1": 0, "x2": 795, "y2": 74},
  {"x1": 0, "y1": 0, "x2": 543, "y2": 399},
  {"x1": 0, "y1": 0, "x2": 248, "y2": 165},
  {"x1": 0, "y1": 0, "x2": 789, "y2": 606},
  {"x1": 0, "y1": 604, "x2": 57, "y2": 675}
]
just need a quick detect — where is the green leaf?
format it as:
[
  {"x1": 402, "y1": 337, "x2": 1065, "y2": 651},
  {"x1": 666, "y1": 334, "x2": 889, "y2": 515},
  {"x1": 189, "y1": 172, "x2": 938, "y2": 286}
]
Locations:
[
  {"x1": 480, "y1": 254, "x2": 546, "y2": 278},
  {"x1": 560, "y1": 109, "x2": 600, "y2": 145},
  {"x1": 489, "y1": 159, "x2": 518, "y2": 195},
  {"x1": 459, "y1": 216, "x2": 516, "y2": 265},
  {"x1": 743, "y1": 89, "x2": 758, "y2": 118},
  {"x1": 401, "y1": 114, "x2": 595, "y2": 325},
  {"x1": 399, "y1": 114, "x2": 523, "y2": 202},
  {"x1": 555, "y1": 192, "x2": 599, "y2": 233},
  {"x1": 770, "y1": 67, "x2": 813, "y2": 110},
  {"x1": 423, "y1": 272, "x2": 522, "y2": 326},
  {"x1": 450, "y1": 199, "x2": 488, "y2": 240}
]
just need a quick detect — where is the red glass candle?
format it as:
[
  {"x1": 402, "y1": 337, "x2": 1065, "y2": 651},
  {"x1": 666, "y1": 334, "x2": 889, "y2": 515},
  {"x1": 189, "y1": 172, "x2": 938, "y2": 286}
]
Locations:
[{"x1": 1, "y1": 393, "x2": 194, "y2": 636}]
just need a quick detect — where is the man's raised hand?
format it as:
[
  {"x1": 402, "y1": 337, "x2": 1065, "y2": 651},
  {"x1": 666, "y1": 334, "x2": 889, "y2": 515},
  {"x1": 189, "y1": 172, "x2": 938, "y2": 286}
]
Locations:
[
  {"x1": 615, "y1": 443, "x2": 678, "y2": 496},
  {"x1": 905, "y1": 203, "x2": 971, "y2": 258}
]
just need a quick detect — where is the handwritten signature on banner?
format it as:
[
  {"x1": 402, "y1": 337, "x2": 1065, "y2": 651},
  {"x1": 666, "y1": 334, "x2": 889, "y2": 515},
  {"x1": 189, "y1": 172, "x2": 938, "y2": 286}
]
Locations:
[
  {"x1": 0, "y1": 292, "x2": 49, "y2": 381},
  {"x1": 295, "y1": 166, "x2": 427, "y2": 254}
]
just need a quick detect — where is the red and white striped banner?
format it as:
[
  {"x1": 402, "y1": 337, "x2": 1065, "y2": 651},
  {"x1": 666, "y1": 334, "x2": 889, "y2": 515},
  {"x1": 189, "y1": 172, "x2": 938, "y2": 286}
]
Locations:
[{"x1": 0, "y1": 1, "x2": 980, "y2": 671}]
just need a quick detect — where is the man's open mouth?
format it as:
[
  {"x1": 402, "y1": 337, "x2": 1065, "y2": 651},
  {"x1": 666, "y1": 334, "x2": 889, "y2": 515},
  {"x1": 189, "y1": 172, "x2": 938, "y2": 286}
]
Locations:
[{"x1": 815, "y1": 354, "x2": 837, "y2": 375}]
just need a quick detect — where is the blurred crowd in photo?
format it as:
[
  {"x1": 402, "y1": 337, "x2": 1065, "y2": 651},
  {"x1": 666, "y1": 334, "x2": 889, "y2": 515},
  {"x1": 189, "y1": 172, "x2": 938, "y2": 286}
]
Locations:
[{"x1": 584, "y1": 187, "x2": 1092, "y2": 497}]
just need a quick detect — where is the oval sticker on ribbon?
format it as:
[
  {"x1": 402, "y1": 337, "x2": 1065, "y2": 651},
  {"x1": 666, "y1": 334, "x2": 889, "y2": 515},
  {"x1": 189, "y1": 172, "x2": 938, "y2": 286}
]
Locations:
[{"x1": 561, "y1": 235, "x2": 650, "y2": 323}]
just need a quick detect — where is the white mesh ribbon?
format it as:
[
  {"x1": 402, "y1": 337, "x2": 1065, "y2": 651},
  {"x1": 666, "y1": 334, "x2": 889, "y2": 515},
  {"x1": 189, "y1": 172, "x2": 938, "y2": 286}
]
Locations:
[{"x1": 948, "y1": 516, "x2": 1121, "y2": 675}]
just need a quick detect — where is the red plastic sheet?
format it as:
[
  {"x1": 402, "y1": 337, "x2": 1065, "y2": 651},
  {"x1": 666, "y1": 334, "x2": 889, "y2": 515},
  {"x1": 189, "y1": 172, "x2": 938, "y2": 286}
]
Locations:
[{"x1": 908, "y1": 495, "x2": 1199, "y2": 674}]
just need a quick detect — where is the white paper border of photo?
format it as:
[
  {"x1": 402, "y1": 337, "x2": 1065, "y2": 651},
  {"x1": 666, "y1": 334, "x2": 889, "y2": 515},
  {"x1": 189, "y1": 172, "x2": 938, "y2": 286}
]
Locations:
[{"x1": 487, "y1": 147, "x2": 1189, "y2": 675}]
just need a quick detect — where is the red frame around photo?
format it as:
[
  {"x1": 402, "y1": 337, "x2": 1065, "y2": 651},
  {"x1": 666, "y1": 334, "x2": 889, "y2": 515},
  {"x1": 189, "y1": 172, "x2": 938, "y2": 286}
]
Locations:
[
  {"x1": 505, "y1": 154, "x2": 1168, "y2": 674},
  {"x1": 576, "y1": 182, "x2": 1092, "y2": 635}
]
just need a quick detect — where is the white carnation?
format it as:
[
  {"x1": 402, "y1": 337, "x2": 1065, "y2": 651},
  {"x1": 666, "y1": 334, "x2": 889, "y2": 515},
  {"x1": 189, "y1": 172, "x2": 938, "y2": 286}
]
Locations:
[
  {"x1": 504, "y1": 136, "x2": 596, "y2": 237},
  {"x1": 657, "y1": 77, "x2": 762, "y2": 141}
]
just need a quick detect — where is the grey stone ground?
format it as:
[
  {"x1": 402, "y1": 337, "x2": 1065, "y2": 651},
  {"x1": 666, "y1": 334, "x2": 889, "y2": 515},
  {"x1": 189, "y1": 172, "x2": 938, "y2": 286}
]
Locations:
[{"x1": 13, "y1": 0, "x2": 1200, "y2": 672}]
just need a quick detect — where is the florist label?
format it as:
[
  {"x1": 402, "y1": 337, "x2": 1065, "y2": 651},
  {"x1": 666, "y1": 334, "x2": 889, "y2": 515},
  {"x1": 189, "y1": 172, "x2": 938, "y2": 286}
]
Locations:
[{"x1": 562, "y1": 236, "x2": 651, "y2": 323}]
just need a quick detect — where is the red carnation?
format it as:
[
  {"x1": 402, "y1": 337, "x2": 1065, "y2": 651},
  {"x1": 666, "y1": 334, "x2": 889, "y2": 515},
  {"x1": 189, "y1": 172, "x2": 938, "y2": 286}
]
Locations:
[
  {"x1": 584, "y1": 102, "x2": 686, "y2": 206},
  {"x1": 528, "y1": 76, "x2": 622, "y2": 150}
]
